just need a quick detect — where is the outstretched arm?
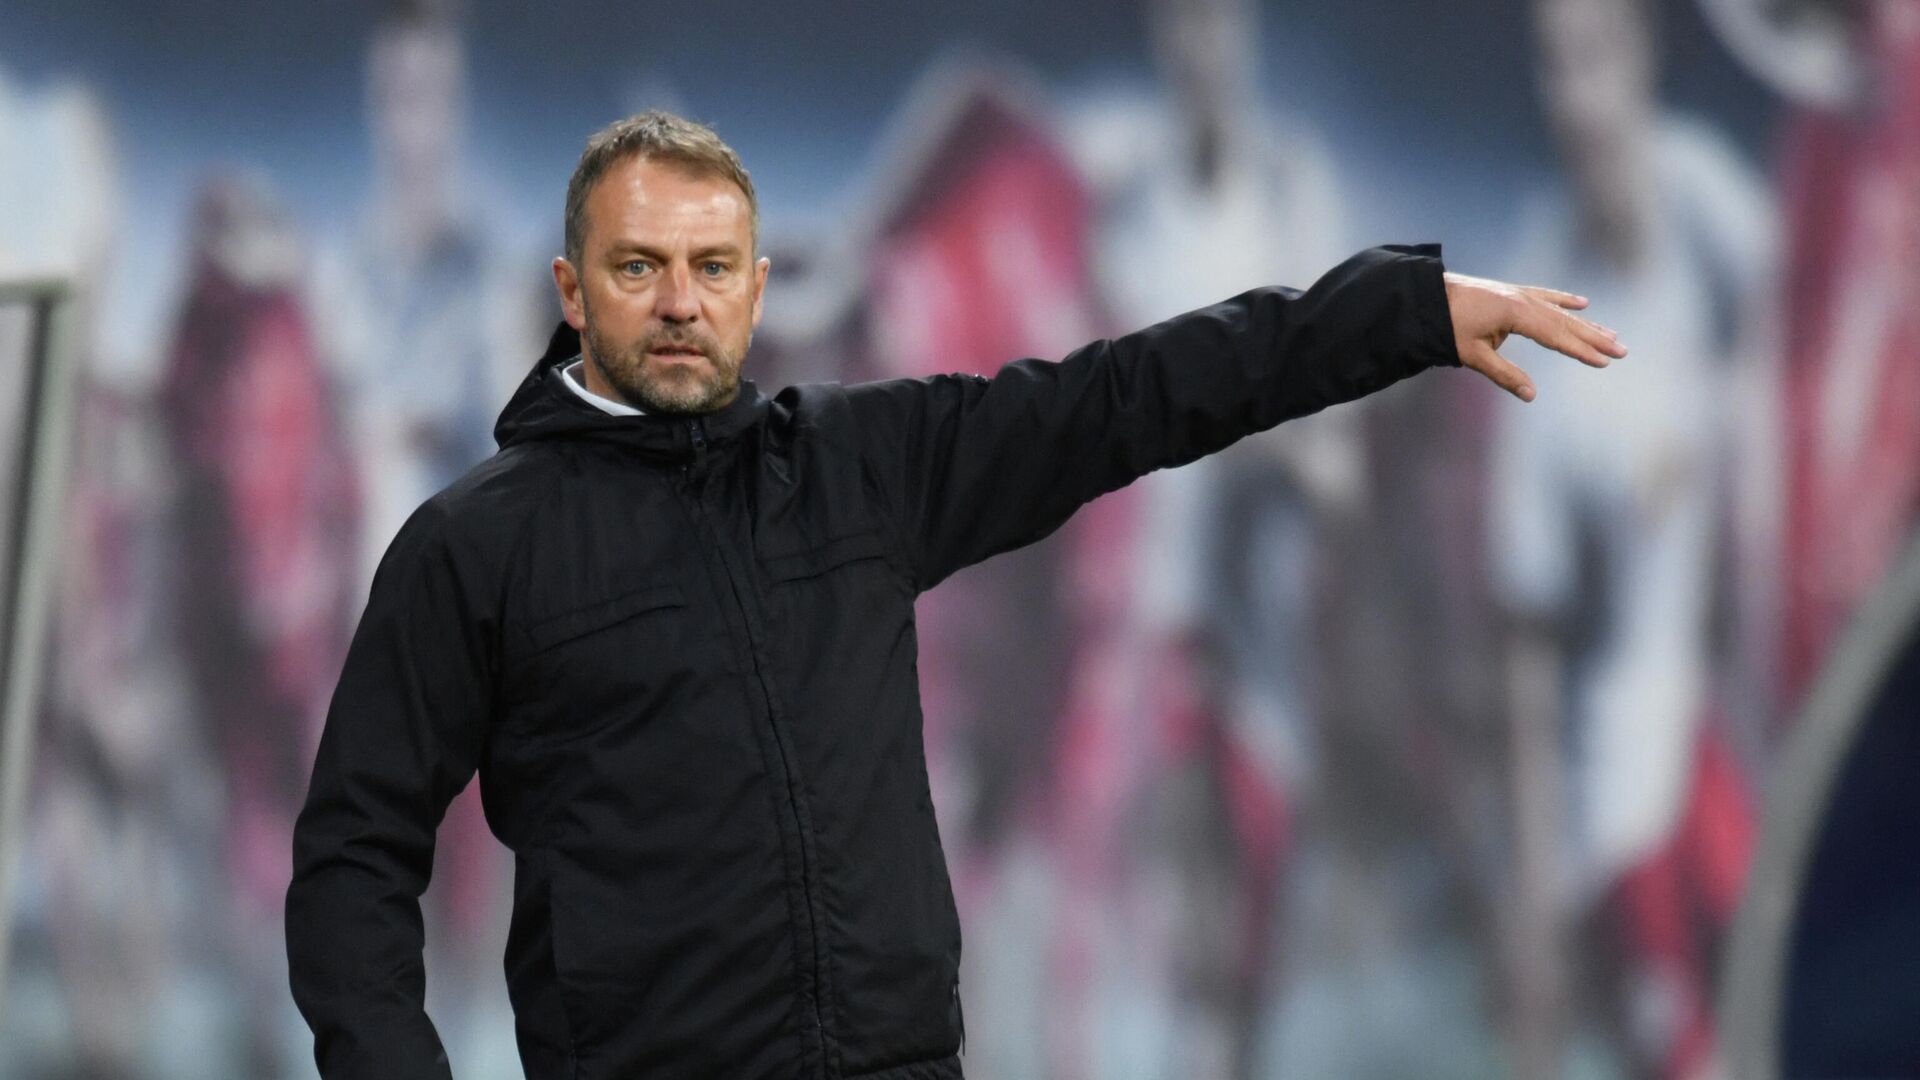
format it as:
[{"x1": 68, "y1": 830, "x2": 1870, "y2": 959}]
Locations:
[{"x1": 840, "y1": 242, "x2": 1622, "y2": 592}]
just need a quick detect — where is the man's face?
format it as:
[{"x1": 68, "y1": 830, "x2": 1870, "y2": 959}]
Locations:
[
  {"x1": 369, "y1": 25, "x2": 463, "y2": 198},
  {"x1": 1154, "y1": 0, "x2": 1256, "y2": 130},
  {"x1": 1536, "y1": 0, "x2": 1655, "y2": 244},
  {"x1": 553, "y1": 155, "x2": 769, "y2": 414}
]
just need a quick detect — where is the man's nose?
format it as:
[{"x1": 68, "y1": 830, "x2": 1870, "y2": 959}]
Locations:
[{"x1": 655, "y1": 262, "x2": 700, "y2": 323}]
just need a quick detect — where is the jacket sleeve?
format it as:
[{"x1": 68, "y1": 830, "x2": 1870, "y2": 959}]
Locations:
[
  {"x1": 284, "y1": 498, "x2": 499, "y2": 1079},
  {"x1": 841, "y1": 242, "x2": 1462, "y2": 591}
]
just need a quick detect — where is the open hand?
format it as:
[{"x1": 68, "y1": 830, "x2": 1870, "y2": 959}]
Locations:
[{"x1": 1442, "y1": 272, "x2": 1627, "y2": 401}]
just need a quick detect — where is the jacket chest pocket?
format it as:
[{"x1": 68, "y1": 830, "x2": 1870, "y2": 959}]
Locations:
[
  {"x1": 504, "y1": 580, "x2": 715, "y2": 744},
  {"x1": 756, "y1": 526, "x2": 892, "y2": 586},
  {"x1": 523, "y1": 581, "x2": 688, "y2": 653},
  {"x1": 755, "y1": 526, "x2": 910, "y2": 699}
]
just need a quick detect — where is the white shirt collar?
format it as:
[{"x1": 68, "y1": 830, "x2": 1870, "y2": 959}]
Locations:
[{"x1": 562, "y1": 358, "x2": 646, "y2": 416}]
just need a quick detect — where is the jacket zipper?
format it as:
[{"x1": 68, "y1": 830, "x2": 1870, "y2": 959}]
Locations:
[
  {"x1": 681, "y1": 417, "x2": 832, "y2": 1071},
  {"x1": 687, "y1": 417, "x2": 708, "y2": 470}
]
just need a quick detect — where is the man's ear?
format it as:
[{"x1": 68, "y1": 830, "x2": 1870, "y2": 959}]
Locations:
[
  {"x1": 750, "y1": 255, "x2": 771, "y2": 328},
  {"x1": 553, "y1": 256, "x2": 586, "y2": 331}
]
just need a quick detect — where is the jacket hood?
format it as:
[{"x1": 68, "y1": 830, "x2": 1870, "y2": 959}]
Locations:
[{"x1": 494, "y1": 320, "x2": 769, "y2": 459}]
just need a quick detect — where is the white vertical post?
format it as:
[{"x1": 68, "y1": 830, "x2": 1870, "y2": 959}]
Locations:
[{"x1": 0, "y1": 277, "x2": 79, "y2": 1012}]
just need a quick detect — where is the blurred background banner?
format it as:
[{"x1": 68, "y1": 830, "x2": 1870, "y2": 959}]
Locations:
[{"x1": 1, "y1": 0, "x2": 1914, "y2": 1077}]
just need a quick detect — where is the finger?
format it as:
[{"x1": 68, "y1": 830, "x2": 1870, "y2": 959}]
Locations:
[
  {"x1": 1561, "y1": 308, "x2": 1618, "y2": 338},
  {"x1": 1464, "y1": 343, "x2": 1536, "y2": 401},
  {"x1": 1529, "y1": 292, "x2": 1625, "y2": 345},
  {"x1": 1588, "y1": 322, "x2": 1629, "y2": 358},
  {"x1": 1518, "y1": 285, "x2": 1589, "y2": 310},
  {"x1": 1566, "y1": 313, "x2": 1628, "y2": 358},
  {"x1": 1514, "y1": 299, "x2": 1621, "y2": 367}
]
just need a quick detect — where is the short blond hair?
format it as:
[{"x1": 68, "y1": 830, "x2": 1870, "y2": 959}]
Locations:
[{"x1": 563, "y1": 110, "x2": 759, "y2": 267}]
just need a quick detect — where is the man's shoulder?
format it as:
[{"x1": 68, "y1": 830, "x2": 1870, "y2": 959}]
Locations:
[
  {"x1": 438, "y1": 441, "x2": 556, "y2": 500},
  {"x1": 777, "y1": 375, "x2": 973, "y2": 428},
  {"x1": 773, "y1": 376, "x2": 955, "y2": 452},
  {"x1": 771, "y1": 380, "x2": 860, "y2": 439},
  {"x1": 399, "y1": 445, "x2": 562, "y2": 568}
]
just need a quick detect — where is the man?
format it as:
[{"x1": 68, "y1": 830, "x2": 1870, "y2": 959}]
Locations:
[
  {"x1": 161, "y1": 175, "x2": 361, "y2": 1076},
  {"x1": 1053, "y1": 0, "x2": 1353, "y2": 1072},
  {"x1": 285, "y1": 110, "x2": 1624, "y2": 1079},
  {"x1": 316, "y1": 4, "x2": 536, "y2": 1066},
  {"x1": 1490, "y1": 0, "x2": 1775, "y2": 1073}
]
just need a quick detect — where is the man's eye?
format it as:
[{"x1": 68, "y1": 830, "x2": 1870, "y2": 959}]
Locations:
[
  {"x1": 702, "y1": 262, "x2": 727, "y2": 276},
  {"x1": 623, "y1": 261, "x2": 650, "y2": 275}
]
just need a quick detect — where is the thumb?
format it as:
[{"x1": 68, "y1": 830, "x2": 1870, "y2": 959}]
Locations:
[{"x1": 1464, "y1": 343, "x2": 1536, "y2": 402}]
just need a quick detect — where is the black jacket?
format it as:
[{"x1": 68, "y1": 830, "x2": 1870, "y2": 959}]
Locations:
[{"x1": 285, "y1": 243, "x2": 1461, "y2": 1079}]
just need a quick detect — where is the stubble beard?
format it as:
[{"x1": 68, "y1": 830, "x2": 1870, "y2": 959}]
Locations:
[{"x1": 580, "y1": 296, "x2": 746, "y2": 415}]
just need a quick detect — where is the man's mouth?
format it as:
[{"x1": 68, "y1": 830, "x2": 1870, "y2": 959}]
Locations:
[{"x1": 648, "y1": 344, "x2": 707, "y2": 360}]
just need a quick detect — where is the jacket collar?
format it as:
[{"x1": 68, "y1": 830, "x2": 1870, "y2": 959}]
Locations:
[{"x1": 494, "y1": 320, "x2": 768, "y2": 459}]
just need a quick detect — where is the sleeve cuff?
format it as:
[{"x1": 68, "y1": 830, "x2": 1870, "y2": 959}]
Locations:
[{"x1": 1382, "y1": 241, "x2": 1463, "y2": 370}]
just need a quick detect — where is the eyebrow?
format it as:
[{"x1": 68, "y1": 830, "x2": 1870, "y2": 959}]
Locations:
[{"x1": 608, "y1": 242, "x2": 744, "y2": 262}]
